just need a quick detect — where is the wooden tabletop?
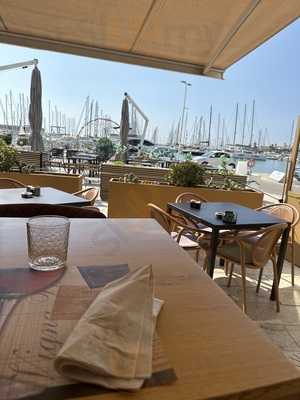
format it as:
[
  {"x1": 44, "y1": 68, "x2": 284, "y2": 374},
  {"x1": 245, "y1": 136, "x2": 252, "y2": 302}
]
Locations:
[
  {"x1": 1, "y1": 218, "x2": 300, "y2": 400},
  {"x1": 0, "y1": 187, "x2": 89, "y2": 207},
  {"x1": 168, "y1": 201, "x2": 286, "y2": 229}
]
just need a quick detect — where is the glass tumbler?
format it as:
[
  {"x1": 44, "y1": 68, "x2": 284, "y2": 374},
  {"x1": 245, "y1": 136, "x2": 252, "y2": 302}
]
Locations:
[{"x1": 27, "y1": 216, "x2": 70, "y2": 271}]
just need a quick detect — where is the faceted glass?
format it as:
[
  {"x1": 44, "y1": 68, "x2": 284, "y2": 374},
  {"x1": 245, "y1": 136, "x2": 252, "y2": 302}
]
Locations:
[{"x1": 27, "y1": 216, "x2": 70, "y2": 271}]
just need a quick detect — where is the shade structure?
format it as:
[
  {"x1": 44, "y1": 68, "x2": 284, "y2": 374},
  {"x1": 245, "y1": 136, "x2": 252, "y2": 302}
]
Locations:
[
  {"x1": 0, "y1": 1, "x2": 299, "y2": 78},
  {"x1": 120, "y1": 97, "x2": 129, "y2": 162},
  {"x1": 29, "y1": 66, "x2": 43, "y2": 151}
]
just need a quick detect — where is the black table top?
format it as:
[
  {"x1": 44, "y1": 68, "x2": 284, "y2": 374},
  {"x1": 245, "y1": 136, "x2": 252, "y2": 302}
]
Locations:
[
  {"x1": 168, "y1": 202, "x2": 287, "y2": 230},
  {"x1": 0, "y1": 187, "x2": 89, "y2": 207}
]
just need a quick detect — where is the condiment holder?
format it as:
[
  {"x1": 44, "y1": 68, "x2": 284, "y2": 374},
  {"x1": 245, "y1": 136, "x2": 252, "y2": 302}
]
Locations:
[{"x1": 21, "y1": 185, "x2": 41, "y2": 198}]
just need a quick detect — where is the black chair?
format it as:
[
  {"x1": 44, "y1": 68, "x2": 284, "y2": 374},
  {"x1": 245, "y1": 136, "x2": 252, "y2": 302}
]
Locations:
[{"x1": 0, "y1": 204, "x2": 106, "y2": 218}]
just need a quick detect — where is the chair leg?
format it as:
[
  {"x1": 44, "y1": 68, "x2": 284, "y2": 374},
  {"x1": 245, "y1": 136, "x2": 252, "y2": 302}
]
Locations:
[
  {"x1": 256, "y1": 268, "x2": 264, "y2": 293},
  {"x1": 224, "y1": 259, "x2": 228, "y2": 275},
  {"x1": 227, "y1": 262, "x2": 235, "y2": 288},
  {"x1": 271, "y1": 257, "x2": 280, "y2": 312},
  {"x1": 240, "y1": 262, "x2": 247, "y2": 314},
  {"x1": 202, "y1": 255, "x2": 207, "y2": 272},
  {"x1": 195, "y1": 249, "x2": 200, "y2": 263},
  {"x1": 291, "y1": 242, "x2": 295, "y2": 286}
]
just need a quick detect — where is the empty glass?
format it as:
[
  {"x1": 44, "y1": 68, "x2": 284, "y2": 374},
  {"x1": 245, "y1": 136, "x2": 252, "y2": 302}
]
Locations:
[{"x1": 27, "y1": 216, "x2": 70, "y2": 271}]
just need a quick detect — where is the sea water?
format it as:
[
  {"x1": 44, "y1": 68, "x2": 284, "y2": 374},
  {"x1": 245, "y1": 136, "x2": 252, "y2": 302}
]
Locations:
[{"x1": 252, "y1": 159, "x2": 289, "y2": 174}]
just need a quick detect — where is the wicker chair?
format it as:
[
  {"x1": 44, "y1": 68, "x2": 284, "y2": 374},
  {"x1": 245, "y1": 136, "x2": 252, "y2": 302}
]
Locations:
[
  {"x1": 174, "y1": 192, "x2": 208, "y2": 229},
  {"x1": 217, "y1": 223, "x2": 287, "y2": 313},
  {"x1": 255, "y1": 203, "x2": 299, "y2": 286},
  {"x1": 0, "y1": 178, "x2": 26, "y2": 188},
  {"x1": 148, "y1": 203, "x2": 205, "y2": 262},
  {"x1": 73, "y1": 187, "x2": 99, "y2": 206},
  {"x1": 175, "y1": 192, "x2": 230, "y2": 271},
  {"x1": 0, "y1": 203, "x2": 106, "y2": 218},
  {"x1": 175, "y1": 192, "x2": 208, "y2": 204}
]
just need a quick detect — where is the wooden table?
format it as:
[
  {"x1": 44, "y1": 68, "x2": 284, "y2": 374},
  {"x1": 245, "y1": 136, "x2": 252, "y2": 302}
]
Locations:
[
  {"x1": 168, "y1": 201, "x2": 290, "y2": 300},
  {"x1": 0, "y1": 187, "x2": 89, "y2": 207},
  {"x1": 1, "y1": 218, "x2": 300, "y2": 399}
]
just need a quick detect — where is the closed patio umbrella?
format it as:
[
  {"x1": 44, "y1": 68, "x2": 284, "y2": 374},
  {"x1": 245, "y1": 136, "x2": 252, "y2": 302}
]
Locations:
[
  {"x1": 29, "y1": 66, "x2": 44, "y2": 152},
  {"x1": 119, "y1": 96, "x2": 129, "y2": 163}
]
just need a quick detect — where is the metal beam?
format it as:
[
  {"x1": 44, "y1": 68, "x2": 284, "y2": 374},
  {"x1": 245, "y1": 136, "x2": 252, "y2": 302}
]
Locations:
[
  {"x1": 0, "y1": 30, "x2": 224, "y2": 78},
  {"x1": 130, "y1": 0, "x2": 158, "y2": 51},
  {"x1": 203, "y1": 0, "x2": 261, "y2": 74}
]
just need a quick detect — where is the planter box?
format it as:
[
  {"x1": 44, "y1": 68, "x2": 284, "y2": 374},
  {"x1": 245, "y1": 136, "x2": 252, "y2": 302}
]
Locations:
[
  {"x1": 108, "y1": 180, "x2": 263, "y2": 218},
  {"x1": 0, "y1": 171, "x2": 83, "y2": 193},
  {"x1": 101, "y1": 162, "x2": 248, "y2": 201}
]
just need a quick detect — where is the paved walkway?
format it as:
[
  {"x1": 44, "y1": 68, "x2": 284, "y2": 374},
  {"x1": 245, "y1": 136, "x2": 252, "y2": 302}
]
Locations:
[
  {"x1": 212, "y1": 259, "x2": 300, "y2": 368},
  {"x1": 89, "y1": 181, "x2": 300, "y2": 368}
]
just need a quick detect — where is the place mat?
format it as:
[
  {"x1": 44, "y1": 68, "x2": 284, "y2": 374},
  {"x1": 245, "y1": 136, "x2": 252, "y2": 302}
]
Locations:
[
  {"x1": 78, "y1": 264, "x2": 129, "y2": 288},
  {"x1": 0, "y1": 264, "x2": 176, "y2": 400}
]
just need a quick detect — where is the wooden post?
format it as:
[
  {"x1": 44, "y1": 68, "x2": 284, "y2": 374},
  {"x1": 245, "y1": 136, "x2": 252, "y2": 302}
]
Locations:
[{"x1": 284, "y1": 116, "x2": 300, "y2": 201}]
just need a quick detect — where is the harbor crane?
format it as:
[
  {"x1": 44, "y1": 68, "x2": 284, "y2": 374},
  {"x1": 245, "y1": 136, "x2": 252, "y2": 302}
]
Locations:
[
  {"x1": 0, "y1": 59, "x2": 39, "y2": 144},
  {"x1": 0, "y1": 58, "x2": 38, "y2": 72},
  {"x1": 124, "y1": 92, "x2": 149, "y2": 155}
]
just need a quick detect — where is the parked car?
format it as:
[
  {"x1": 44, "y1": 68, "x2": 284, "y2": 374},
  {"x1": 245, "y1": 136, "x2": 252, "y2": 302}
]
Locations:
[{"x1": 193, "y1": 150, "x2": 236, "y2": 169}]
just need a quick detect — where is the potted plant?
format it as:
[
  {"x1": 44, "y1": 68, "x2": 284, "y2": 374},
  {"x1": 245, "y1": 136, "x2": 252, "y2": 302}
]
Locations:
[
  {"x1": 0, "y1": 139, "x2": 17, "y2": 172},
  {"x1": 108, "y1": 160, "x2": 263, "y2": 218},
  {"x1": 166, "y1": 161, "x2": 206, "y2": 187}
]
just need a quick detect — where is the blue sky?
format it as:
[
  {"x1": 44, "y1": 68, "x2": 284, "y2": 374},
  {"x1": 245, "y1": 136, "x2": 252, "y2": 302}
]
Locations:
[{"x1": 0, "y1": 18, "x2": 299, "y2": 146}]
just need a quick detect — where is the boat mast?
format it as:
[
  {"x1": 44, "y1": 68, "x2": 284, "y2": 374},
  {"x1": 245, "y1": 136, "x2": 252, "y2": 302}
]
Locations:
[
  {"x1": 241, "y1": 104, "x2": 247, "y2": 146},
  {"x1": 216, "y1": 112, "x2": 220, "y2": 149},
  {"x1": 5, "y1": 94, "x2": 8, "y2": 128},
  {"x1": 198, "y1": 116, "x2": 203, "y2": 146},
  {"x1": 84, "y1": 96, "x2": 89, "y2": 137},
  {"x1": 249, "y1": 99, "x2": 255, "y2": 147},
  {"x1": 263, "y1": 128, "x2": 267, "y2": 147},
  {"x1": 221, "y1": 118, "x2": 225, "y2": 148},
  {"x1": 257, "y1": 129, "x2": 262, "y2": 148},
  {"x1": 9, "y1": 90, "x2": 13, "y2": 127},
  {"x1": 94, "y1": 101, "x2": 99, "y2": 137},
  {"x1": 192, "y1": 116, "x2": 198, "y2": 145},
  {"x1": 208, "y1": 105, "x2": 212, "y2": 147},
  {"x1": 233, "y1": 103, "x2": 239, "y2": 146},
  {"x1": 184, "y1": 109, "x2": 189, "y2": 145}
]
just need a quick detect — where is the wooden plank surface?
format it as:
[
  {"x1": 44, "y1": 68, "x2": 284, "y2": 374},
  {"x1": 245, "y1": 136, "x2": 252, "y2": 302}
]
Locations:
[{"x1": 1, "y1": 218, "x2": 300, "y2": 400}]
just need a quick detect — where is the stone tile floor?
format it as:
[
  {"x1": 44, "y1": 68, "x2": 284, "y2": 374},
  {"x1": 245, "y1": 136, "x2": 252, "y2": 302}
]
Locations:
[
  {"x1": 93, "y1": 195, "x2": 300, "y2": 368},
  {"x1": 211, "y1": 259, "x2": 300, "y2": 368}
]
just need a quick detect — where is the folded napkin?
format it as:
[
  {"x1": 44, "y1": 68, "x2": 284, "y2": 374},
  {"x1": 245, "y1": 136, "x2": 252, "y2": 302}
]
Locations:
[{"x1": 55, "y1": 265, "x2": 163, "y2": 390}]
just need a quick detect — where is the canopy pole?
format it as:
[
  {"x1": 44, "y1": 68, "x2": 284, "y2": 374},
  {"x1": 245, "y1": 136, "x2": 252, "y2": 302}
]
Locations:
[{"x1": 284, "y1": 116, "x2": 300, "y2": 201}]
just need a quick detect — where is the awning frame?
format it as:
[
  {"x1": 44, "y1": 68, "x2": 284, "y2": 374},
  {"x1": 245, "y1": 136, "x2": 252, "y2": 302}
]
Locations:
[{"x1": 0, "y1": 30, "x2": 224, "y2": 79}]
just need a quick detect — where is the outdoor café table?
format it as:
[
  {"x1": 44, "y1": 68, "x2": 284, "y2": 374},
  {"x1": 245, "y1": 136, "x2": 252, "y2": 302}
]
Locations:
[
  {"x1": 0, "y1": 186, "x2": 89, "y2": 207},
  {"x1": 167, "y1": 201, "x2": 290, "y2": 300},
  {"x1": 1, "y1": 218, "x2": 300, "y2": 399}
]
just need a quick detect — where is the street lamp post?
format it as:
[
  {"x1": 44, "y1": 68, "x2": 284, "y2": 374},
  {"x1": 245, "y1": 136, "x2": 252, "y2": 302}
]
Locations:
[{"x1": 179, "y1": 80, "x2": 191, "y2": 146}]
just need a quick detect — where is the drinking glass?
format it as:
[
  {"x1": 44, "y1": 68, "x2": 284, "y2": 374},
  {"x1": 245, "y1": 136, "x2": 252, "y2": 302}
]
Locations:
[{"x1": 27, "y1": 216, "x2": 70, "y2": 271}]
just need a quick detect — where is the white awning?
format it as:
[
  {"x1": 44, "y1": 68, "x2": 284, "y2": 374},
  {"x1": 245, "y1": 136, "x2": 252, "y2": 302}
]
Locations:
[{"x1": 0, "y1": 0, "x2": 299, "y2": 78}]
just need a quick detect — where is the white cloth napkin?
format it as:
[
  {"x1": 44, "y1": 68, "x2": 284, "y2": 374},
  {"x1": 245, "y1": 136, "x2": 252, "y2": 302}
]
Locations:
[{"x1": 54, "y1": 265, "x2": 163, "y2": 390}]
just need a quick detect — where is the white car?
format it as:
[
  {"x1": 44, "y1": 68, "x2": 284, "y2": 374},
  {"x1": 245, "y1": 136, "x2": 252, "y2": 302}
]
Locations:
[{"x1": 193, "y1": 150, "x2": 236, "y2": 169}]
